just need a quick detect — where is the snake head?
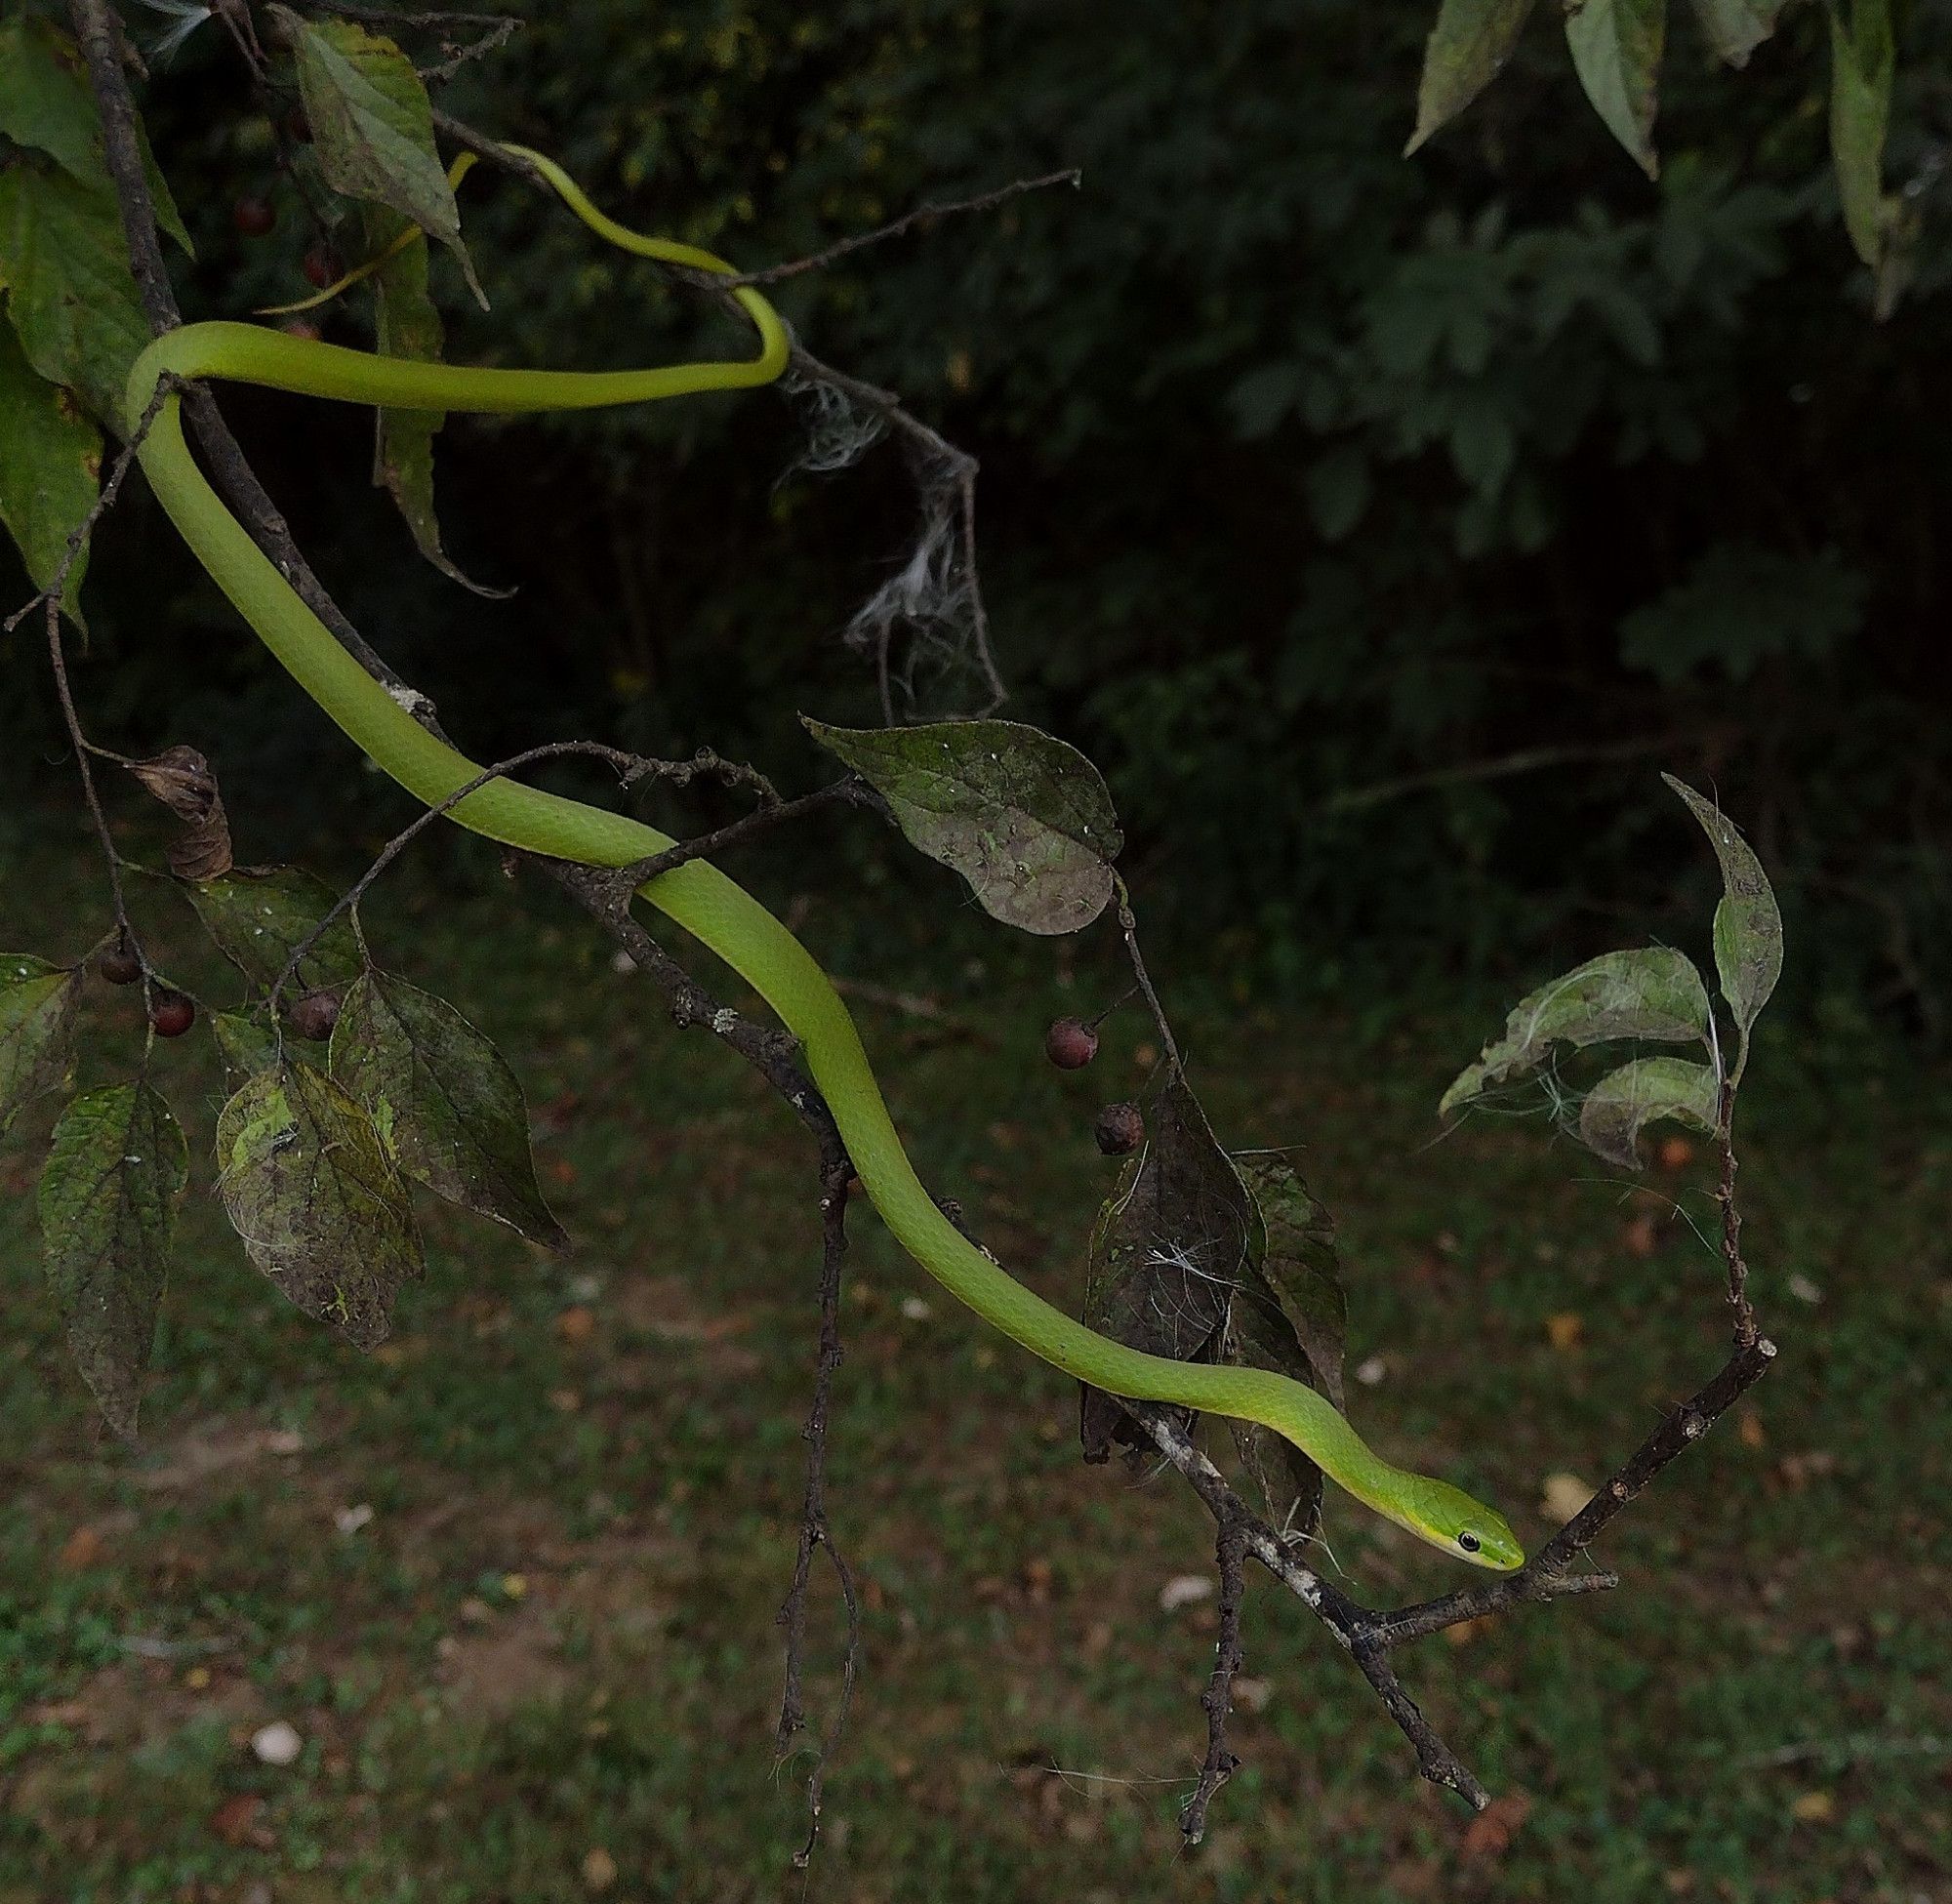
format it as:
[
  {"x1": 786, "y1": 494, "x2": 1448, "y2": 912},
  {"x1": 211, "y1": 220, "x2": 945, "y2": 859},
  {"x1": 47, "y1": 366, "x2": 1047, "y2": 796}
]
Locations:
[{"x1": 1391, "y1": 1475, "x2": 1526, "y2": 1571}]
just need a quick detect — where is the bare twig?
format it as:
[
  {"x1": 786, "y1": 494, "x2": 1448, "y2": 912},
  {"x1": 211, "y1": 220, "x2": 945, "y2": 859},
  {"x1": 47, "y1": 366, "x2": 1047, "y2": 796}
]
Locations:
[
  {"x1": 270, "y1": 742, "x2": 834, "y2": 1019},
  {"x1": 41, "y1": 597, "x2": 133, "y2": 950},
  {"x1": 1716, "y1": 1088, "x2": 1757, "y2": 1349},
  {"x1": 606, "y1": 778, "x2": 874, "y2": 893},
  {"x1": 1112, "y1": 874, "x2": 1181, "y2": 1071},
  {"x1": 1181, "y1": 1517, "x2": 1247, "y2": 1845},
  {"x1": 417, "y1": 16, "x2": 518, "y2": 85},
  {"x1": 1321, "y1": 733, "x2": 1696, "y2": 818},
  {"x1": 777, "y1": 1153, "x2": 863, "y2": 1871},
  {"x1": 707, "y1": 168, "x2": 1081, "y2": 290}
]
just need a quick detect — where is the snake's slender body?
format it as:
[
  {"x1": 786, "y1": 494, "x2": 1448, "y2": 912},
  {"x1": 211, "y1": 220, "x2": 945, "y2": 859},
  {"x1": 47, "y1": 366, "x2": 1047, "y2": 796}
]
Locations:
[{"x1": 127, "y1": 146, "x2": 1522, "y2": 1571}]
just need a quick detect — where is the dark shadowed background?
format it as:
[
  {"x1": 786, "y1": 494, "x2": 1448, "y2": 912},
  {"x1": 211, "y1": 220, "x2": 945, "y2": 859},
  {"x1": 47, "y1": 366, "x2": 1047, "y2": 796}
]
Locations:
[{"x1": 6, "y1": 0, "x2": 1948, "y2": 1025}]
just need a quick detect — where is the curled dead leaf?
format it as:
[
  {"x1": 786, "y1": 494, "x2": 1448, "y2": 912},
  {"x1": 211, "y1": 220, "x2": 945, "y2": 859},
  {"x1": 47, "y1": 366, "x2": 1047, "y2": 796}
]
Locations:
[
  {"x1": 1460, "y1": 1788, "x2": 1531, "y2": 1859},
  {"x1": 125, "y1": 746, "x2": 232, "y2": 879},
  {"x1": 1541, "y1": 1472, "x2": 1594, "y2": 1522}
]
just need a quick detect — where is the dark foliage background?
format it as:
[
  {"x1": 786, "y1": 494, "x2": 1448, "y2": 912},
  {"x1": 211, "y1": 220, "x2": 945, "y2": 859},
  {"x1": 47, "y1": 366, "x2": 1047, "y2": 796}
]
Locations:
[{"x1": 5, "y1": 0, "x2": 1948, "y2": 1026}]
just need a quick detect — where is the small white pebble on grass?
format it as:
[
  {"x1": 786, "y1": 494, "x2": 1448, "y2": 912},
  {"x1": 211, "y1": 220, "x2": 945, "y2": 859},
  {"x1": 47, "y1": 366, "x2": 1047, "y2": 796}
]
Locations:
[
  {"x1": 899, "y1": 1295, "x2": 932, "y2": 1321},
  {"x1": 1789, "y1": 1274, "x2": 1823, "y2": 1305},
  {"x1": 1354, "y1": 1355, "x2": 1387, "y2": 1387},
  {"x1": 1159, "y1": 1573, "x2": 1214, "y2": 1613},
  {"x1": 333, "y1": 1503, "x2": 374, "y2": 1536},
  {"x1": 251, "y1": 1721, "x2": 303, "y2": 1766}
]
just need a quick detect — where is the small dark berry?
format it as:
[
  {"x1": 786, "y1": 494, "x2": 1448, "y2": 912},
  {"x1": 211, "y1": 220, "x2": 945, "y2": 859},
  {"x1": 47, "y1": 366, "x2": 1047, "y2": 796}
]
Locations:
[
  {"x1": 1094, "y1": 1102, "x2": 1145, "y2": 1155},
  {"x1": 282, "y1": 105, "x2": 312, "y2": 143},
  {"x1": 288, "y1": 988, "x2": 340, "y2": 1041},
  {"x1": 281, "y1": 319, "x2": 323, "y2": 343},
  {"x1": 302, "y1": 245, "x2": 338, "y2": 288},
  {"x1": 99, "y1": 937, "x2": 142, "y2": 986},
  {"x1": 150, "y1": 990, "x2": 196, "y2": 1038},
  {"x1": 1044, "y1": 1016, "x2": 1098, "y2": 1070},
  {"x1": 232, "y1": 196, "x2": 276, "y2": 237}
]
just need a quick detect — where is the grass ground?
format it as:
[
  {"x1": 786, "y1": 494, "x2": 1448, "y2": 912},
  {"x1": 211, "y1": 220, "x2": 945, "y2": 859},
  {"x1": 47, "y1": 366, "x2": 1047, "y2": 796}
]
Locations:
[{"x1": 1, "y1": 842, "x2": 1949, "y2": 1903}]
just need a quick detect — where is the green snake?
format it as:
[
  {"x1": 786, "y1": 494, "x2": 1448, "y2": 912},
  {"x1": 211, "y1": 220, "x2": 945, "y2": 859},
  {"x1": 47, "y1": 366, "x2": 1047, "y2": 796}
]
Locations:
[{"x1": 125, "y1": 144, "x2": 1523, "y2": 1573}]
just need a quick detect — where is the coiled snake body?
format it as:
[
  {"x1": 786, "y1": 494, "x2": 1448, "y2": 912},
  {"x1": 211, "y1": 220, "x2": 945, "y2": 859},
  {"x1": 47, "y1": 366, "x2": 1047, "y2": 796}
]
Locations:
[{"x1": 127, "y1": 145, "x2": 1522, "y2": 1572}]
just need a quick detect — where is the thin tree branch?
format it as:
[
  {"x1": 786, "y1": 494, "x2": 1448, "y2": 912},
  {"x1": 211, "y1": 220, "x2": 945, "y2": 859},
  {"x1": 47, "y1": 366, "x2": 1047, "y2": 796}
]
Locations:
[
  {"x1": 1112, "y1": 874, "x2": 1181, "y2": 1071},
  {"x1": 1716, "y1": 1089, "x2": 1758, "y2": 1350},
  {"x1": 1320, "y1": 734, "x2": 1695, "y2": 818},
  {"x1": 777, "y1": 1152, "x2": 863, "y2": 1871},
  {"x1": 706, "y1": 168, "x2": 1081, "y2": 290},
  {"x1": 1181, "y1": 1517, "x2": 1247, "y2": 1846}
]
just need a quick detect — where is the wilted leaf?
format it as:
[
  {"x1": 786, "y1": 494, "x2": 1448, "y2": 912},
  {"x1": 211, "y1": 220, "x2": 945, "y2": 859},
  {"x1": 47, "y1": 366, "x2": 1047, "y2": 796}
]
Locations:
[
  {"x1": 1539, "y1": 1471, "x2": 1595, "y2": 1520},
  {"x1": 215, "y1": 1060, "x2": 423, "y2": 1350},
  {"x1": 1662, "y1": 776, "x2": 1782, "y2": 1035},
  {"x1": 38, "y1": 1082, "x2": 186, "y2": 1436},
  {"x1": 275, "y1": 9, "x2": 483, "y2": 305},
  {"x1": 1441, "y1": 947, "x2": 1711, "y2": 1115},
  {"x1": 1235, "y1": 1156, "x2": 1347, "y2": 1409},
  {"x1": 1405, "y1": 0, "x2": 1539, "y2": 154},
  {"x1": 0, "y1": 319, "x2": 99, "y2": 621},
  {"x1": 186, "y1": 867, "x2": 362, "y2": 993},
  {"x1": 0, "y1": 952, "x2": 81, "y2": 1132},
  {"x1": 1827, "y1": 0, "x2": 1895, "y2": 272},
  {"x1": 1079, "y1": 1066, "x2": 1258, "y2": 1460},
  {"x1": 330, "y1": 973, "x2": 565, "y2": 1249},
  {"x1": 1687, "y1": 0, "x2": 1785, "y2": 66},
  {"x1": 804, "y1": 717, "x2": 1122, "y2": 935},
  {"x1": 212, "y1": 1011, "x2": 279, "y2": 1084},
  {"x1": 1226, "y1": 1155, "x2": 1349, "y2": 1536},
  {"x1": 125, "y1": 745, "x2": 232, "y2": 880},
  {"x1": 1578, "y1": 1056, "x2": 1721, "y2": 1167},
  {"x1": 1565, "y1": 0, "x2": 1666, "y2": 181}
]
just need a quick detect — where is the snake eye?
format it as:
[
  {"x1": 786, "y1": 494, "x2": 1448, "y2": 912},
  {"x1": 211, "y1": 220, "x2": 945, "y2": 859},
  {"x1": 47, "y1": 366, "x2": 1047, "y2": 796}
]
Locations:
[{"x1": 1457, "y1": 1530, "x2": 1482, "y2": 1554}]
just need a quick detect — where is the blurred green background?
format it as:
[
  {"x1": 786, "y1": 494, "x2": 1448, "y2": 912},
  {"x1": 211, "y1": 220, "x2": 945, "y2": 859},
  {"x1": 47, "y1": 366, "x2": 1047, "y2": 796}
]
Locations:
[{"x1": 5, "y1": 2, "x2": 1952, "y2": 1898}]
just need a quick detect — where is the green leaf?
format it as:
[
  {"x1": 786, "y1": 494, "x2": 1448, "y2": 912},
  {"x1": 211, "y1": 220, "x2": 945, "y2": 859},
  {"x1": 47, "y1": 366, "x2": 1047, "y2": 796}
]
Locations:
[
  {"x1": 1827, "y1": 0, "x2": 1896, "y2": 274},
  {"x1": 1663, "y1": 775, "x2": 1783, "y2": 1036},
  {"x1": 1441, "y1": 946, "x2": 1712, "y2": 1115},
  {"x1": 359, "y1": 205, "x2": 505, "y2": 595},
  {"x1": 1079, "y1": 1067, "x2": 1259, "y2": 1459},
  {"x1": 1406, "y1": 0, "x2": 1539, "y2": 154},
  {"x1": 215, "y1": 1061, "x2": 424, "y2": 1351},
  {"x1": 0, "y1": 161, "x2": 153, "y2": 430},
  {"x1": 1235, "y1": 1156, "x2": 1348, "y2": 1414},
  {"x1": 1228, "y1": 1155, "x2": 1350, "y2": 1538},
  {"x1": 212, "y1": 1010, "x2": 280, "y2": 1085},
  {"x1": 276, "y1": 9, "x2": 483, "y2": 305},
  {"x1": 1565, "y1": 0, "x2": 1666, "y2": 181},
  {"x1": 39, "y1": 1082, "x2": 186, "y2": 1437},
  {"x1": 0, "y1": 952, "x2": 82, "y2": 1133},
  {"x1": 0, "y1": 17, "x2": 190, "y2": 253},
  {"x1": 186, "y1": 867, "x2": 363, "y2": 993},
  {"x1": 330, "y1": 973, "x2": 565, "y2": 1250},
  {"x1": 0, "y1": 317, "x2": 99, "y2": 620},
  {"x1": 1687, "y1": 0, "x2": 1785, "y2": 66},
  {"x1": 1578, "y1": 1055, "x2": 1721, "y2": 1167},
  {"x1": 804, "y1": 717, "x2": 1122, "y2": 935}
]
